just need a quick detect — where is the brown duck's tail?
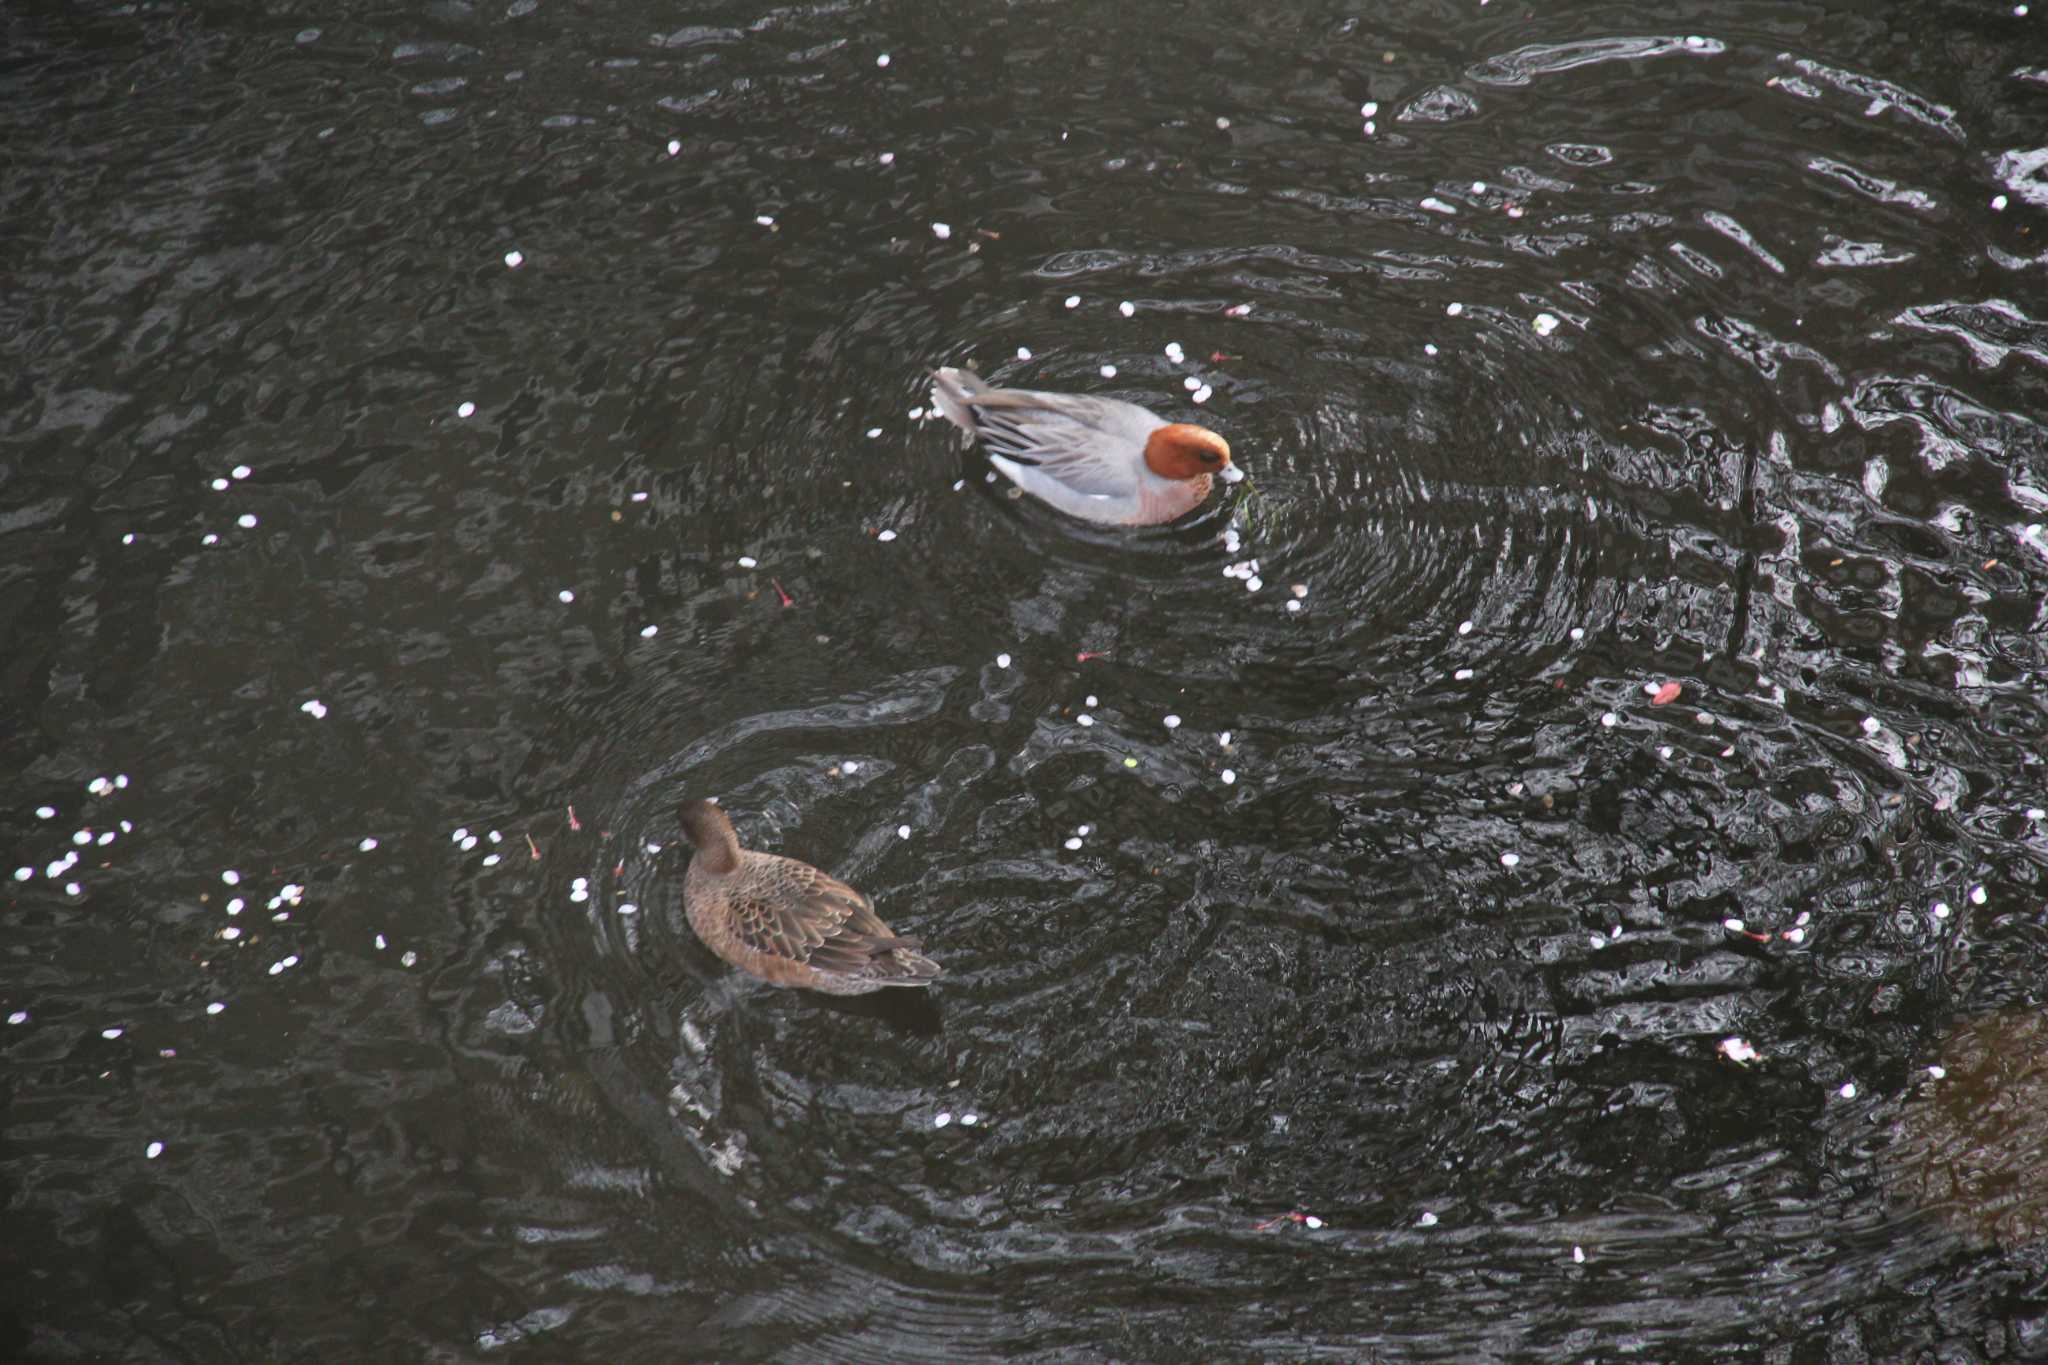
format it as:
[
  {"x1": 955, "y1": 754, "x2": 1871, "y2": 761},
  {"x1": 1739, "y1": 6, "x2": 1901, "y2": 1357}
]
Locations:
[
  {"x1": 874, "y1": 943, "x2": 943, "y2": 988},
  {"x1": 929, "y1": 367, "x2": 989, "y2": 442}
]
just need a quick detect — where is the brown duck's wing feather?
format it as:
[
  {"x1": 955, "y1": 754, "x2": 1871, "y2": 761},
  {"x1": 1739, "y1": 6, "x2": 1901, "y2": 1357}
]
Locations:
[{"x1": 729, "y1": 855, "x2": 910, "y2": 972}]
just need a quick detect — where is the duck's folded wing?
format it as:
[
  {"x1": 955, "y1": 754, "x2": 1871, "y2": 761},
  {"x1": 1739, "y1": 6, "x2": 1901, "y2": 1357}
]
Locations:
[
  {"x1": 730, "y1": 861, "x2": 901, "y2": 971},
  {"x1": 967, "y1": 400, "x2": 1143, "y2": 497}
]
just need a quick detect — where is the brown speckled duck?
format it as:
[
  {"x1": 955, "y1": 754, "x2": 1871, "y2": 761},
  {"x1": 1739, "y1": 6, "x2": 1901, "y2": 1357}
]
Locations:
[{"x1": 677, "y1": 800, "x2": 942, "y2": 995}]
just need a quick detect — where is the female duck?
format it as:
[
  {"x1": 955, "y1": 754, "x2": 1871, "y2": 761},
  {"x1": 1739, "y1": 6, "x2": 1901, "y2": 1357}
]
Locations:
[{"x1": 678, "y1": 800, "x2": 942, "y2": 995}]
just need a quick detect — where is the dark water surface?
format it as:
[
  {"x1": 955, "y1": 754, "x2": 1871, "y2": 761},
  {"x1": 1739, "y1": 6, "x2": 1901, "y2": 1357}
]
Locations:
[{"x1": 6, "y1": 0, "x2": 2048, "y2": 1359}]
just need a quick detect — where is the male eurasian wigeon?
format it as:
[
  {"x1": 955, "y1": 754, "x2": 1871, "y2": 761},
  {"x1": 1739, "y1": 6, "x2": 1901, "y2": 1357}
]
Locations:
[
  {"x1": 677, "y1": 800, "x2": 942, "y2": 995},
  {"x1": 931, "y1": 366, "x2": 1242, "y2": 525}
]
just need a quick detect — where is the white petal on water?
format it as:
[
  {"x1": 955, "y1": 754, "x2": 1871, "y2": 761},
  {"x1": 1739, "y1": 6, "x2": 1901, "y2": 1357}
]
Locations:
[
  {"x1": 934, "y1": 1112, "x2": 952, "y2": 1127},
  {"x1": 202, "y1": 534, "x2": 218, "y2": 545},
  {"x1": 452, "y1": 827, "x2": 470, "y2": 843},
  {"x1": 222, "y1": 869, "x2": 241, "y2": 886},
  {"x1": 1723, "y1": 917, "x2": 1746, "y2": 933},
  {"x1": 875, "y1": 52, "x2": 890, "y2": 67},
  {"x1": 667, "y1": 139, "x2": 681, "y2": 156},
  {"x1": 1077, "y1": 714, "x2": 1093, "y2": 727},
  {"x1": 211, "y1": 478, "x2": 229, "y2": 491},
  {"x1": 1245, "y1": 576, "x2": 1262, "y2": 592},
  {"x1": 1417, "y1": 1211, "x2": 1439, "y2": 1227},
  {"x1": 359, "y1": 837, "x2": 378, "y2": 852},
  {"x1": 1861, "y1": 716, "x2": 1881, "y2": 735},
  {"x1": 1076, "y1": 825, "x2": 1091, "y2": 837},
  {"x1": 640, "y1": 625, "x2": 658, "y2": 638},
  {"x1": 1457, "y1": 620, "x2": 1473, "y2": 635},
  {"x1": 878, "y1": 152, "x2": 894, "y2": 166},
  {"x1": 1221, "y1": 769, "x2": 1236, "y2": 785},
  {"x1": 1086, "y1": 695, "x2": 1098, "y2": 708},
  {"x1": 866, "y1": 427, "x2": 882, "y2": 439},
  {"x1": 206, "y1": 1002, "x2": 224, "y2": 1015},
  {"x1": 1928, "y1": 1064, "x2": 1947, "y2": 1079},
  {"x1": 1193, "y1": 384, "x2": 1213, "y2": 403},
  {"x1": 737, "y1": 556, "x2": 757, "y2": 568},
  {"x1": 996, "y1": 653, "x2": 1011, "y2": 668},
  {"x1": 146, "y1": 1141, "x2": 164, "y2": 1160},
  {"x1": 1017, "y1": 347, "x2": 1032, "y2": 361},
  {"x1": 876, "y1": 529, "x2": 897, "y2": 542},
  {"x1": 1064, "y1": 837, "x2": 1083, "y2": 850},
  {"x1": 1184, "y1": 376, "x2": 1202, "y2": 391},
  {"x1": 842, "y1": 761, "x2": 861, "y2": 774},
  {"x1": 7, "y1": 1010, "x2": 28, "y2": 1024},
  {"x1": 1164, "y1": 342, "x2": 1184, "y2": 362},
  {"x1": 931, "y1": 222, "x2": 952, "y2": 240},
  {"x1": 11, "y1": 868, "x2": 29, "y2": 882},
  {"x1": 897, "y1": 825, "x2": 911, "y2": 839},
  {"x1": 300, "y1": 699, "x2": 327, "y2": 718},
  {"x1": 1970, "y1": 884, "x2": 1987, "y2": 904},
  {"x1": 1500, "y1": 851, "x2": 1520, "y2": 867},
  {"x1": 237, "y1": 514, "x2": 258, "y2": 529},
  {"x1": 482, "y1": 853, "x2": 501, "y2": 867},
  {"x1": 1454, "y1": 668, "x2": 1474, "y2": 681},
  {"x1": 504, "y1": 250, "x2": 524, "y2": 268},
  {"x1": 754, "y1": 215, "x2": 774, "y2": 227},
  {"x1": 1099, "y1": 364, "x2": 1117, "y2": 378},
  {"x1": 1218, "y1": 731, "x2": 1231, "y2": 747},
  {"x1": 1164, "y1": 715, "x2": 1182, "y2": 729},
  {"x1": 1839, "y1": 1082, "x2": 1857, "y2": 1099},
  {"x1": 1286, "y1": 600, "x2": 1301, "y2": 612},
  {"x1": 1933, "y1": 901, "x2": 1950, "y2": 919},
  {"x1": 226, "y1": 898, "x2": 244, "y2": 915},
  {"x1": 1119, "y1": 301, "x2": 1135, "y2": 317},
  {"x1": 558, "y1": 589, "x2": 575, "y2": 603},
  {"x1": 1446, "y1": 302, "x2": 1464, "y2": 316},
  {"x1": 1065, "y1": 294, "x2": 1080, "y2": 309},
  {"x1": 1533, "y1": 312, "x2": 1560, "y2": 336},
  {"x1": 1570, "y1": 627, "x2": 1585, "y2": 640},
  {"x1": 1600, "y1": 712, "x2": 1618, "y2": 727},
  {"x1": 618, "y1": 902, "x2": 637, "y2": 915}
]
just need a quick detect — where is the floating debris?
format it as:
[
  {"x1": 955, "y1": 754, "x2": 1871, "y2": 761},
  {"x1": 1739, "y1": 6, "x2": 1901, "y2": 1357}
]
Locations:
[{"x1": 1719, "y1": 1037, "x2": 1762, "y2": 1063}]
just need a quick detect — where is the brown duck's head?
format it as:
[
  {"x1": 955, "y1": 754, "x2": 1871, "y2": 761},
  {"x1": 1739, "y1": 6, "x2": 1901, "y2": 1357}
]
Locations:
[
  {"x1": 1143, "y1": 423, "x2": 1233, "y2": 482},
  {"x1": 677, "y1": 799, "x2": 740, "y2": 873}
]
